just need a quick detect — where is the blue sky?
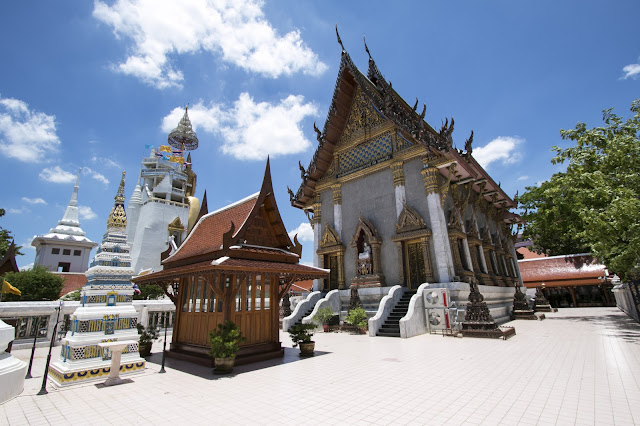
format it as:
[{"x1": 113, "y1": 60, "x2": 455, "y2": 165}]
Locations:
[{"x1": 1, "y1": 0, "x2": 638, "y2": 269}]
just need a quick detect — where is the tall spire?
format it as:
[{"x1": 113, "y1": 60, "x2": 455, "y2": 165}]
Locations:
[
  {"x1": 58, "y1": 168, "x2": 81, "y2": 227},
  {"x1": 168, "y1": 106, "x2": 199, "y2": 151},
  {"x1": 107, "y1": 171, "x2": 127, "y2": 229}
]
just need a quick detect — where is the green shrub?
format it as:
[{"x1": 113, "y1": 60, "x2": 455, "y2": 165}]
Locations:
[
  {"x1": 345, "y1": 307, "x2": 368, "y2": 328},
  {"x1": 208, "y1": 320, "x2": 246, "y2": 359}
]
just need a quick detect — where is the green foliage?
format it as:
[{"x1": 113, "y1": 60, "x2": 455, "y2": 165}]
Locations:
[
  {"x1": 137, "y1": 323, "x2": 159, "y2": 344},
  {"x1": 208, "y1": 320, "x2": 246, "y2": 359},
  {"x1": 0, "y1": 208, "x2": 23, "y2": 258},
  {"x1": 315, "y1": 306, "x2": 335, "y2": 325},
  {"x1": 1, "y1": 266, "x2": 64, "y2": 301},
  {"x1": 345, "y1": 307, "x2": 368, "y2": 328},
  {"x1": 61, "y1": 289, "x2": 82, "y2": 301},
  {"x1": 520, "y1": 99, "x2": 640, "y2": 279},
  {"x1": 288, "y1": 322, "x2": 316, "y2": 347},
  {"x1": 133, "y1": 283, "x2": 166, "y2": 300}
]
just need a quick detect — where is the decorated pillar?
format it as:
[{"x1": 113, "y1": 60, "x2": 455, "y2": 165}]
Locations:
[
  {"x1": 391, "y1": 161, "x2": 406, "y2": 219},
  {"x1": 309, "y1": 196, "x2": 322, "y2": 291},
  {"x1": 332, "y1": 184, "x2": 342, "y2": 235},
  {"x1": 421, "y1": 165, "x2": 455, "y2": 282}
]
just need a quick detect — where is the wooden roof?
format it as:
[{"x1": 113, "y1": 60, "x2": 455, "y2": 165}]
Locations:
[
  {"x1": 290, "y1": 37, "x2": 519, "y2": 216},
  {"x1": 519, "y1": 254, "x2": 608, "y2": 288}
]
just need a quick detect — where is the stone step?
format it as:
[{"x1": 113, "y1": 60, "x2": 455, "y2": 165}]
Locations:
[{"x1": 376, "y1": 331, "x2": 401, "y2": 337}]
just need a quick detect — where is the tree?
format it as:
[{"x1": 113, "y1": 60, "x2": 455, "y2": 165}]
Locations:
[
  {"x1": 0, "y1": 208, "x2": 23, "y2": 258},
  {"x1": 520, "y1": 99, "x2": 640, "y2": 280},
  {"x1": 133, "y1": 283, "x2": 166, "y2": 301},
  {"x1": 1, "y1": 266, "x2": 64, "y2": 301}
]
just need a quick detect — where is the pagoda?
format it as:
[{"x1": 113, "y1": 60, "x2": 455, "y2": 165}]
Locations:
[
  {"x1": 32, "y1": 169, "x2": 98, "y2": 273},
  {"x1": 48, "y1": 172, "x2": 145, "y2": 387},
  {"x1": 127, "y1": 107, "x2": 200, "y2": 273}
]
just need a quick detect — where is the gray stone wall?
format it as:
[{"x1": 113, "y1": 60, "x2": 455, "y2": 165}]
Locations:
[
  {"x1": 339, "y1": 167, "x2": 400, "y2": 287},
  {"x1": 403, "y1": 157, "x2": 431, "y2": 224}
]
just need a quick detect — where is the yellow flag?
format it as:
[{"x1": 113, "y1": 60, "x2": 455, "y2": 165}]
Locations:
[
  {"x1": 169, "y1": 155, "x2": 185, "y2": 164},
  {"x1": 159, "y1": 145, "x2": 172, "y2": 153},
  {"x1": 2, "y1": 280, "x2": 21, "y2": 296}
]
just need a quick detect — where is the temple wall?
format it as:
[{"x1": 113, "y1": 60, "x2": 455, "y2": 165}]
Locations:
[{"x1": 340, "y1": 168, "x2": 399, "y2": 287}]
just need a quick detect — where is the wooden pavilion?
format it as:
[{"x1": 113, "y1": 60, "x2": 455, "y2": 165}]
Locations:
[{"x1": 133, "y1": 160, "x2": 328, "y2": 365}]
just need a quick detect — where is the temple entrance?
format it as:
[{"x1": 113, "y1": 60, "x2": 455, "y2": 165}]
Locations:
[
  {"x1": 404, "y1": 241, "x2": 426, "y2": 290},
  {"x1": 324, "y1": 255, "x2": 339, "y2": 291}
]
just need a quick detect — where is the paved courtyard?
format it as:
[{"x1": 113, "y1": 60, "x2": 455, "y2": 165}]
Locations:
[{"x1": 1, "y1": 307, "x2": 639, "y2": 425}]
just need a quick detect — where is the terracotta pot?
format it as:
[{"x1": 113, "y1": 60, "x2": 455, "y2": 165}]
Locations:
[
  {"x1": 138, "y1": 342, "x2": 152, "y2": 357},
  {"x1": 299, "y1": 341, "x2": 315, "y2": 357},
  {"x1": 323, "y1": 324, "x2": 329, "y2": 332},
  {"x1": 214, "y1": 357, "x2": 235, "y2": 374}
]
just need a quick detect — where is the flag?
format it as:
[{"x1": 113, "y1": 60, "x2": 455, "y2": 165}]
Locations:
[
  {"x1": 159, "y1": 145, "x2": 172, "y2": 153},
  {"x1": 2, "y1": 280, "x2": 21, "y2": 296},
  {"x1": 163, "y1": 154, "x2": 170, "y2": 160},
  {"x1": 169, "y1": 155, "x2": 185, "y2": 164},
  {"x1": 132, "y1": 284, "x2": 141, "y2": 295},
  {"x1": 155, "y1": 152, "x2": 163, "y2": 158},
  {"x1": 145, "y1": 144, "x2": 153, "y2": 149},
  {"x1": 172, "y1": 149, "x2": 182, "y2": 155}
]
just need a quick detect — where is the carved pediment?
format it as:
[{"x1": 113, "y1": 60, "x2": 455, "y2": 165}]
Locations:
[
  {"x1": 396, "y1": 204, "x2": 426, "y2": 234},
  {"x1": 320, "y1": 223, "x2": 342, "y2": 248},
  {"x1": 350, "y1": 215, "x2": 381, "y2": 248},
  {"x1": 168, "y1": 216, "x2": 185, "y2": 232}
]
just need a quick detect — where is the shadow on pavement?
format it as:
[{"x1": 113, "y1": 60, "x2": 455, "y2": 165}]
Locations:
[{"x1": 143, "y1": 348, "x2": 331, "y2": 380}]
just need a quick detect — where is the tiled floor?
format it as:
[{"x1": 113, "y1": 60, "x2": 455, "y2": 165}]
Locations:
[{"x1": 1, "y1": 307, "x2": 639, "y2": 425}]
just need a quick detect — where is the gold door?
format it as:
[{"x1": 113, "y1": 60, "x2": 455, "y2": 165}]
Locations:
[{"x1": 405, "y1": 241, "x2": 426, "y2": 290}]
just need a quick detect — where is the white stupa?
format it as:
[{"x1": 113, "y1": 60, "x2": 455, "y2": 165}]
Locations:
[
  {"x1": 127, "y1": 107, "x2": 200, "y2": 273},
  {"x1": 48, "y1": 172, "x2": 145, "y2": 387},
  {"x1": 32, "y1": 169, "x2": 98, "y2": 272}
]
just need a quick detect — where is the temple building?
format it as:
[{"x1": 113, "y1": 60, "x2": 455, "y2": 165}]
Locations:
[
  {"x1": 288, "y1": 32, "x2": 523, "y2": 331},
  {"x1": 127, "y1": 107, "x2": 200, "y2": 273},
  {"x1": 49, "y1": 172, "x2": 145, "y2": 387},
  {"x1": 31, "y1": 170, "x2": 98, "y2": 273},
  {"x1": 133, "y1": 160, "x2": 327, "y2": 365}
]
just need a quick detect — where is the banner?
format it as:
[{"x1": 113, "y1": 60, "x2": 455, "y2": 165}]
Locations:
[
  {"x1": 159, "y1": 145, "x2": 172, "y2": 153},
  {"x1": 169, "y1": 155, "x2": 185, "y2": 164},
  {"x1": 2, "y1": 280, "x2": 21, "y2": 295}
]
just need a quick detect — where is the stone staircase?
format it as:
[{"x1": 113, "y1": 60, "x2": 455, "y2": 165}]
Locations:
[
  {"x1": 289, "y1": 306, "x2": 315, "y2": 330},
  {"x1": 376, "y1": 291, "x2": 416, "y2": 337}
]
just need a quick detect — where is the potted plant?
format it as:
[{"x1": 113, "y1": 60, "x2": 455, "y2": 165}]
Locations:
[
  {"x1": 315, "y1": 306, "x2": 335, "y2": 332},
  {"x1": 345, "y1": 307, "x2": 368, "y2": 334},
  {"x1": 137, "y1": 323, "x2": 159, "y2": 357},
  {"x1": 208, "y1": 320, "x2": 246, "y2": 374},
  {"x1": 288, "y1": 322, "x2": 316, "y2": 356}
]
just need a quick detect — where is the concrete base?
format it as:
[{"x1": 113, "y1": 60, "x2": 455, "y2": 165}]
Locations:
[
  {"x1": 48, "y1": 357, "x2": 145, "y2": 387},
  {"x1": 0, "y1": 352, "x2": 27, "y2": 403}
]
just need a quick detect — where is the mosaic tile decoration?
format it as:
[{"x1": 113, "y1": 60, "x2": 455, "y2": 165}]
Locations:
[{"x1": 338, "y1": 131, "x2": 393, "y2": 177}]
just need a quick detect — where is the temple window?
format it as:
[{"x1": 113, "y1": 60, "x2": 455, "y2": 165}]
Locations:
[
  {"x1": 264, "y1": 276, "x2": 271, "y2": 310},
  {"x1": 51, "y1": 248, "x2": 60, "y2": 255},
  {"x1": 73, "y1": 250, "x2": 81, "y2": 256},
  {"x1": 246, "y1": 276, "x2": 252, "y2": 311},
  {"x1": 255, "y1": 275, "x2": 262, "y2": 310},
  {"x1": 63, "y1": 249, "x2": 71, "y2": 256}
]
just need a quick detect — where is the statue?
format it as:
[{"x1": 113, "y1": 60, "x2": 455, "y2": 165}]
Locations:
[{"x1": 357, "y1": 242, "x2": 372, "y2": 275}]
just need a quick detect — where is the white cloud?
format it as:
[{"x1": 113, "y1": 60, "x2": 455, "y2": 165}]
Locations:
[
  {"x1": 90, "y1": 156, "x2": 120, "y2": 168},
  {"x1": 288, "y1": 222, "x2": 313, "y2": 242},
  {"x1": 78, "y1": 206, "x2": 97, "y2": 220},
  {"x1": 93, "y1": 0, "x2": 327, "y2": 89},
  {"x1": 7, "y1": 208, "x2": 27, "y2": 214},
  {"x1": 82, "y1": 167, "x2": 110, "y2": 185},
  {"x1": 39, "y1": 166, "x2": 76, "y2": 183},
  {"x1": 622, "y1": 62, "x2": 640, "y2": 79},
  {"x1": 0, "y1": 96, "x2": 61, "y2": 162},
  {"x1": 22, "y1": 197, "x2": 47, "y2": 205},
  {"x1": 473, "y1": 136, "x2": 524, "y2": 169},
  {"x1": 162, "y1": 94, "x2": 318, "y2": 160},
  {"x1": 516, "y1": 175, "x2": 529, "y2": 181}
]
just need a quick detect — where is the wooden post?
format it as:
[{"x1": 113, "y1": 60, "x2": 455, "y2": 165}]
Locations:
[{"x1": 569, "y1": 286, "x2": 578, "y2": 307}]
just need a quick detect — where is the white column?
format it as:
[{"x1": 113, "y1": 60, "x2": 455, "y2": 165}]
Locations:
[
  {"x1": 391, "y1": 162, "x2": 406, "y2": 218},
  {"x1": 332, "y1": 184, "x2": 342, "y2": 236},
  {"x1": 459, "y1": 212, "x2": 474, "y2": 273},
  {"x1": 422, "y1": 166, "x2": 455, "y2": 282}
]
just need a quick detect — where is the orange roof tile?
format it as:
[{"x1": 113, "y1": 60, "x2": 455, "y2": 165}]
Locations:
[
  {"x1": 518, "y1": 254, "x2": 607, "y2": 288},
  {"x1": 164, "y1": 194, "x2": 258, "y2": 265}
]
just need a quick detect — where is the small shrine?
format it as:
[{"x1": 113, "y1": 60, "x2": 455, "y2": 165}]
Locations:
[
  {"x1": 49, "y1": 172, "x2": 145, "y2": 387},
  {"x1": 133, "y1": 160, "x2": 328, "y2": 365}
]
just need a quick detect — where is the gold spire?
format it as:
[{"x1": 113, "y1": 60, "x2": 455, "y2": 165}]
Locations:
[{"x1": 107, "y1": 171, "x2": 127, "y2": 229}]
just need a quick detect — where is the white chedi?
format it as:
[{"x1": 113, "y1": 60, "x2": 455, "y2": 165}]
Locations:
[{"x1": 48, "y1": 172, "x2": 146, "y2": 387}]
